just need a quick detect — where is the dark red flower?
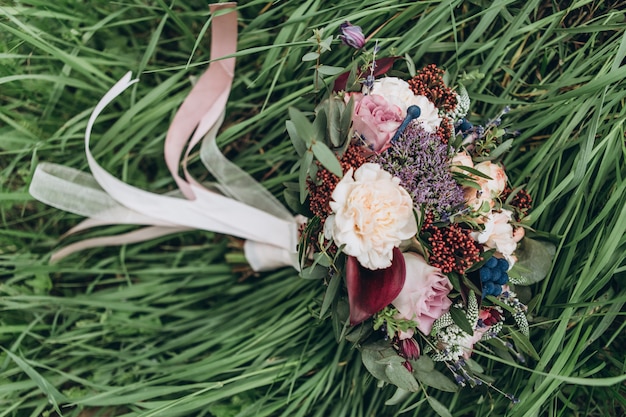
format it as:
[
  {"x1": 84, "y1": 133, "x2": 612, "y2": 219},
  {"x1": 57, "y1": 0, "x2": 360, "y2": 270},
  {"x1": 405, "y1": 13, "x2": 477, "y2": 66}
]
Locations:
[
  {"x1": 346, "y1": 247, "x2": 406, "y2": 325},
  {"x1": 333, "y1": 56, "x2": 398, "y2": 92},
  {"x1": 398, "y1": 337, "x2": 420, "y2": 360}
]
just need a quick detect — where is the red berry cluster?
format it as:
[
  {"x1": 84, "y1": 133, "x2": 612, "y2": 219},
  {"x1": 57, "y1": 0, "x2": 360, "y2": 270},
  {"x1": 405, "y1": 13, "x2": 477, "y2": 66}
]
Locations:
[
  {"x1": 502, "y1": 186, "x2": 533, "y2": 219},
  {"x1": 435, "y1": 116, "x2": 454, "y2": 144},
  {"x1": 408, "y1": 64, "x2": 457, "y2": 113},
  {"x1": 422, "y1": 213, "x2": 482, "y2": 274},
  {"x1": 307, "y1": 143, "x2": 367, "y2": 218}
]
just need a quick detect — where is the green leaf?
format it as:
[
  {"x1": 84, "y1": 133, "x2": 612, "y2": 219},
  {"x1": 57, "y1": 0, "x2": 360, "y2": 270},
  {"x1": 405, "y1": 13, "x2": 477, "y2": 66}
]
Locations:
[
  {"x1": 449, "y1": 306, "x2": 474, "y2": 335},
  {"x1": 510, "y1": 331, "x2": 540, "y2": 361},
  {"x1": 301, "y1": 51, "x2": 319, "y2": 62},
  {"x1": 361, "y1": 342, "x2": 397, "y2": 383},
  {"x1": 427, "y1": 396, "x2": 453, "y2": 417},
  {"x1": 317, "y1": 65, "x2": 345, "y2": 76},
  {"x1": 311, "y1": 140, "x2": 342, "y2": 177},
  {"x1": 508, "y1": 237, "x2": 556, "y2": 285},
  {"x1": 3, "y1": 349, "x2": 67, "y2": 415},
  {"x1": 412, "y1": 355, "x2": 435, "y2": 372},
  {"x1": 384, "y1": 361, "x2": 420, "y2": 392},
  {"x1": 476, "y1": 138, "x2": 513, "y2": 161},
  {"x1": 325, "y1": 97, "x2": 344, "y2": 148},
  {"x1": 286, "y1": 120, "x2": 306, "y2": 157},
  {"x1": 300, "y1": 264, "x2": 327, "y2": 280},
  {"x1": 299, "y1": 150, "x2": 313, "y2": 204},
  {"x1": 288, "y1": 107, "x2": 315, "y2": 146},
  {"x1": 320, "y1": 271, "x2": 341, "y2": 317},
  {"x1": 414, "y1": 369, "x2": 459, "y2": 392},
  {"x1": 385, "y1": 387, "x2": 410, "y2": 406},
  {"x1": 312, "y1": 252, "x2": 331, "y2": 268}
]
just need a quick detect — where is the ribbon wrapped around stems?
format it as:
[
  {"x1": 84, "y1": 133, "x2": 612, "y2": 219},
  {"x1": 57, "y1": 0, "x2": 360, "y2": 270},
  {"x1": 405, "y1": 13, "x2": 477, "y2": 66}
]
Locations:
[{"x1": 29, "y1": 2, "x2": 299, "y2": 271}]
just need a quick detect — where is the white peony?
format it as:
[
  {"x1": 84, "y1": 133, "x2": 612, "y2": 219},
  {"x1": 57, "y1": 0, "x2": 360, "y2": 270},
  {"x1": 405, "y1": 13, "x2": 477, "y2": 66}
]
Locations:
[
  {"x1": 370, "y1": 77, "x2": 442, "y2": 132},
  {"x1": 324, "y1": 163, "x2": 417, "y2": 270}
]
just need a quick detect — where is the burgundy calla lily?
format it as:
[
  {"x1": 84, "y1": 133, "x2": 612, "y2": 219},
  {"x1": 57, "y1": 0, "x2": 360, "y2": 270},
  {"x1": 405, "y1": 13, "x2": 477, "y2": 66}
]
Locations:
[{"x1": 346, "y1": 247, "x2": 406, "y2": 325}]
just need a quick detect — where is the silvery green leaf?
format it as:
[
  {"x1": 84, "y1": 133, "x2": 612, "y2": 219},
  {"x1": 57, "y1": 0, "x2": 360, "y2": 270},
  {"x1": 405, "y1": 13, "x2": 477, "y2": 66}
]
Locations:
[
  {"x1": 385, "y1": 387, "x2": 410, "y2": 406},
  {"x1": 317, "y1": 65, "x2": 344, "y2": 76},
  {"x1": 427, "y1": 397, "x2": 453, "y2": 417},
  {"x1": 414, "y1": 369, "x2": 459, "y2": 393},
  {"x1": 312, "y1": 140, "x2": 342, "y2": 177},
  {"x1": 509, "y1": 238, "x2": 556, "y2": 285},
  {"x1": 384, "y1": 362, "x2": 420, "y2": 392},
  {"x1": 301, "y1": 51, "x2": 319, "y2": 62}
]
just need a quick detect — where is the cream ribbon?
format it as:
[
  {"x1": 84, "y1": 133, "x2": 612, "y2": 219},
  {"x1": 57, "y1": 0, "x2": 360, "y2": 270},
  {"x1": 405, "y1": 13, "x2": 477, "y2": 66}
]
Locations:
[{"x1": 29, "y1": 3, "x2": 299, "y2": 271}]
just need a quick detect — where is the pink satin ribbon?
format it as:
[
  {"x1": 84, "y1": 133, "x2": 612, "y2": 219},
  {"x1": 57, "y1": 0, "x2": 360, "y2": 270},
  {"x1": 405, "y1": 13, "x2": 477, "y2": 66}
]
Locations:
[{"x1": 29, "y1": 3, "x2": 300, "y2": 271}]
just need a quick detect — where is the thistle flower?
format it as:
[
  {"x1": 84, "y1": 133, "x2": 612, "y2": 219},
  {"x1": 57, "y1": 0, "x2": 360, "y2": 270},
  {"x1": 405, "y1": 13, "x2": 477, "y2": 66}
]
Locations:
[{"x1": 339, "y1": 22, "x2": 365, "y2": 49}]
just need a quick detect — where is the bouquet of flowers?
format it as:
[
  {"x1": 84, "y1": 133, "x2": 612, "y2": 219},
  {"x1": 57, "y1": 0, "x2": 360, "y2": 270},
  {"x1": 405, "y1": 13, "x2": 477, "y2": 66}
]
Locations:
[
  {"x1": 28, "y1": 6, "x2": 556, "y2": 414},
  {"x1": 284, "y1": 22, "x2": 554, "y2": 408}
]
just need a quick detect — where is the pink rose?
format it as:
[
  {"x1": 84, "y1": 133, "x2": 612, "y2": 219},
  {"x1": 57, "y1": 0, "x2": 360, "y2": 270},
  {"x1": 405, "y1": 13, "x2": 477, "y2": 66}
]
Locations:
[
  {"x1": 392, "y1": 253, "x2": 453, "y2": 335},
  {"x1": 349, "y1": 93, "x2": 403, "y2": 152}
]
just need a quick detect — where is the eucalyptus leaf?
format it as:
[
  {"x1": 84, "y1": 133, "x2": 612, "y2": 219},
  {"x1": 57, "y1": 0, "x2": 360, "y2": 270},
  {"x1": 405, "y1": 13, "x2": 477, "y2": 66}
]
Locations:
[
  {"x1": 412, "y1": 355, "x2": 435, "y2": 372},
  {"x1": 286, "y1": 120, "x2": 306, "y2": 157},
  {"x1": 384, "y1": 362, "x2": 420, "y2": 392},
  {"x1": 288, "y1": 107, "x2": 315, "y2": 146},
  {"x1": 301, "y1": 51, "x2": 319, "y2": 62},
  {"x1": 414, "y1": 369, "x2": 459, "y2": 392},
  {"x1": 300, "y1": 264, "x2": 327, "y2": 280},
  {"x1": 311, "y1": 140, "x2": 342, "y2": 177},
  {"x1": 317, "y1": 65, "x2": 345, "y2": 76},
  {"x1": 312, "y1": 252, "x2": 331, "y2": 268},
  {"x1": 361, "y1": 343, "x2": 396, "y2": 384},
  {"x1": 427, "y1": 396, "x2": 453, "y2": 417},
  {"x1": 385, "y1": 387, "x2": 411, "y2": 406},
  {"x1": 326, "y1": 97, "x2": 344, "y2": 148},
  {"x1": 508, "y1": 238, "x2": 556, "y2": 285}
]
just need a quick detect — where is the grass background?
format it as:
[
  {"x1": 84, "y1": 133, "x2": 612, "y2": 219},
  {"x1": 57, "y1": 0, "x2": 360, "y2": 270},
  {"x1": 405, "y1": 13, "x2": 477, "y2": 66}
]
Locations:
[{"x1": 1, "y1": 0, "x2": 625, "y2": 416}]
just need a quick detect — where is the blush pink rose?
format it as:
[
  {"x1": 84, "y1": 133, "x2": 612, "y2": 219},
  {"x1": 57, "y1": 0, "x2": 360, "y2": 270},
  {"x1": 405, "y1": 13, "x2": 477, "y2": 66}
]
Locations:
[
  {"x1": 392, "y1": 253, "x2": 453, "y2": 335},
  {"x1": 349, "y1": 93, "x2": 403, "y2": 152}
]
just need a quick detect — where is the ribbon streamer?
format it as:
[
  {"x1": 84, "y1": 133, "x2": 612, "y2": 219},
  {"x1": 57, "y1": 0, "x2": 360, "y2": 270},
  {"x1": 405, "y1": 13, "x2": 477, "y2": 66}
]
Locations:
[{"x1": 29, "y1": 3, "x2": 299, "y2": 271}]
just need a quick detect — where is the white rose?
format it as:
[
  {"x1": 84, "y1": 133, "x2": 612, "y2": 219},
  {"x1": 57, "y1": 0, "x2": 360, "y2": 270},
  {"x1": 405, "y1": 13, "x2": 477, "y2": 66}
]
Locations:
[
  {"x1": 472, "y1": 209, "x2": 518, "y2": 267},
  {"x1": 370, "y1": 77, "x2": 442, "y2": 132},
  {"x1": 325, "y1": 163, "x2": 417, "y2": 270}
]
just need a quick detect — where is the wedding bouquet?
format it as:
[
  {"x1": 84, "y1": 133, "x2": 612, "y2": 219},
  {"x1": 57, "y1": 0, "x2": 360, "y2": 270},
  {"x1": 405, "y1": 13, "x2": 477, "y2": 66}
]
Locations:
[
  {"x1": 283, "y1": 22, "x2": 554, "y2": 409},
  {"x1": 28, "y1": 5, "x2": 555, "y2": 415}
]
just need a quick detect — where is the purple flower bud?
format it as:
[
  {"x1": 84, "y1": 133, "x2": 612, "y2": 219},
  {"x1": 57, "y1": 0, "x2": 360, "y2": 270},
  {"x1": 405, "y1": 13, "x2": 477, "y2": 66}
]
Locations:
[{"x1": 339, "y1": 22, "x2": 365, "y2": 49}]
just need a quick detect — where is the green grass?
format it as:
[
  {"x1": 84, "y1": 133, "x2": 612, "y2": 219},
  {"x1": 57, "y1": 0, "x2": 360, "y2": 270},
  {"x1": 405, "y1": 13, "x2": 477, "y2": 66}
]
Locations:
[{"x1": 1, "y1": 0, "x2": 625, "y2": 416}]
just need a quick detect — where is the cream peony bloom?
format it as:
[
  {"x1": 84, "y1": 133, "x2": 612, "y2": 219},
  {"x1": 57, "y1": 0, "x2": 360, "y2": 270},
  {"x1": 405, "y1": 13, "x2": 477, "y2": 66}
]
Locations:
[
  {"x1": 370, "y1": 77, "x2": 442, "y2": 132},
  {"x1": 325, "y1": 163, "x2": 417, "y2": 270}
]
